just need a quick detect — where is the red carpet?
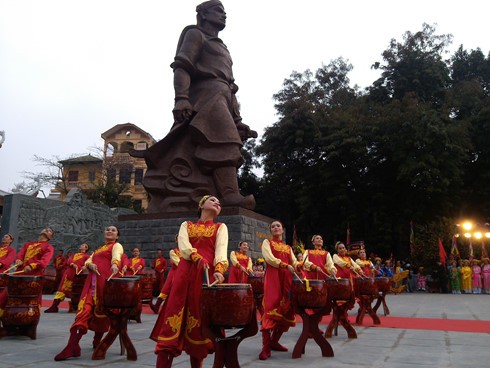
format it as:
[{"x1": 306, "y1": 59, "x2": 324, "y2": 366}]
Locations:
[
  {"x1": 300, "y1": 314, "x2": 490, "y2": 333},
  {"x1": 42, "y1": 299, "x2": 490, "y2": 334}
]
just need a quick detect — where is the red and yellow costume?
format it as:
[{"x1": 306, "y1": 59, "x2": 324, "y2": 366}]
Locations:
[
  {"x1": 126, "y1": 256, "x2": 145, "y2": 275},
  {"x1": 228, "y1": 250, "x2": 252, "y2": 283},
  {"x1": 303, "y1": 249, "x2": 335, "y2": 279},
  {"x1": 152, "y1": 255, "x2": 168, "y2": 291},
  {"x1": 0, "y1": 244, "x2": 16, "y2": 273},
  {"x1": 332, "y1": 253, "x2": 361, "y2": 280},
  {"x1": 261, "y1": 238, "x2": 298, "y2": 331},
  {"x1": 151, "y1": 220, "x2": 229, "y2": 361},
  {"x1": 158, "y1": 248, "x2": 182, "y2": 301},
  {"x1": 71, "y1": 242, "x2": 123, "y2": 334},
  {"x1": 355, "y1": 258, "x2": 375, "y2": 278},
  {"x1": 0, "y1": 240, "x2": 54, "y2": 317},
  {"x1": 53, "y1": 253, "x2": 67, "y2": 288},
  {"x1": 54, "y1": 251, "x2": 91, "y2": 301}
]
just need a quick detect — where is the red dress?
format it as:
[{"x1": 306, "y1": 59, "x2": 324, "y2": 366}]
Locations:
[
  {"x1": 303, "y1": 249, "x2": 335, "y2": 280},
  {"x1": 151, "y1": 220, "x2": 229, "y2": 360},
  {"x1": 355, "y1": 259, "x2": 374, "y2": 278},
  {"x1": 0, "y1": 244, "x2": 16, "y2": 273},
  {"x1": 158, "y1": 248, "x2": 182, "y2": 300},
  {"x1": 71, "y1": 242, "x2": 123, "y2": 334},
  {"x1": 0, "y1": 240, "x2": 53, "y2": 316},
  {"x1": 228, "y1": 251, "x2": 252, "y2": 283},
  {"x1": 54, "y1": 252, "x2": 91, "y2": 300},
  {"x1": 261, "y1": 239, "x2": 297, "y2": 331},
  {"x1": 127, "y1": 257, "x2": 145, "y2": 275},
  {"x1": 152, "y1": 256, "x2": 168, "y2": 291}
]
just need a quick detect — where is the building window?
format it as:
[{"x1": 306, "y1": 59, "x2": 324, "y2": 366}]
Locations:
[
  {"x1": 68, "y1": 171, "x2": 79, "y2": 182},
  {"x1": 89, "y1": 170, "x2": 96, "y2": 182},
  {"x1": 119, "y1": 168, "x2": 132, "y2": 184},
  {"x1": 107, "y1": 168, "x2": 116, "y2": 182},
  {"x1": 134, "y1": 169, "x2": 144, "y2": 185}
]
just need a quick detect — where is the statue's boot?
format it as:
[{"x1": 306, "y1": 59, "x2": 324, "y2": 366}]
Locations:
[
  {"x1": 44, "y1": 298, "x2": 61, "y2": 313},
  {"x1": 213, "y1": 167, "x2": 256, "y2": 210},
  {"x1": 54, "y1": 329, "x2": 84, "y2": 361}
]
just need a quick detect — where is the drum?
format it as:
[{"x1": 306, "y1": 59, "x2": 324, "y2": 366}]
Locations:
[
  {"x1": 201, "y1": 283, "x2": 254, "y2": 328},
  {"x1": 354, "y1": 278, "x2": 378, "y2": 297},
  {"x1": 292, "y1": 279, "x2": 327, "y2": 309},
  {"x1": 2, "y1": 275, "x2": 44, "y2": 327},
  {"x1": 104, "y1": 277, "x2": 141, "y2": 309},
  {"x1": 42, "y1": 265, "x2": 57, "y2": 294},
  {"x1": 70, "y1": 272, "x2": 88, "y2": 311},
  {"x1": 139, "y1": 268, "x2": 156, "y2": 303},
  {"x1": 325, "y1": 278, "x2": 352, "y2": 301},
  {"x1": 375, "y1": 277, "x2": 391, "y2": 293},
  {"x1": 247, "y1": 275, "x2": 264, "y2": 296}
]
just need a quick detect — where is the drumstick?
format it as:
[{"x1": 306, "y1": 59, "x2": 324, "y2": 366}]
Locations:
[
  {"x1": 12, "y1": 270, "x2": 25, "y2": 275},
  {"x1": 209, "y1": 279, "x2": 219, "y2": 287},
  {"x1": 3, "y1": 264, "x2": 18, "y2": 273},
  {"x1": 204, "y1": 267, "x2": 210, "y2": 287},
  {"x1": 76, "y1": 268, "x2": 84, "y2": 275},
  {"x1": 293, "y1": 271, "x2": 304, "y2": 284},
  {"x1": 107, "y1": 272, "x2": 115, "y2": 282}
]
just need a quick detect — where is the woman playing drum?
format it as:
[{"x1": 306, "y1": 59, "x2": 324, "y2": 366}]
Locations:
[
  {"x1": 150, "y1": 235, "x2": 183, "y2": 314},
  {"x1": 228, "y1": 241, "x2": 253, "y2": 283},
  {"x1": 333, "y1": 242, "x2": 364, "y2": 279},
  {"x1": 54, "y1": 226, "x2": 123, "y2": 361},
  {"x1": 151, "y1": 195, "x2": 229, "y2": 368},
  {"x1": 45, "y1": 243, "x2": 90, "y2": 313},
  {"x1": 259, "y1": 220, "x2": 300, "y2": 360},
  {"x1": 0, "y1": 234, "x2": 16, "y2": 274},
  {"x1": 355, "y1": 248, "x2": 376, "y2": 278},
  {"x1": 302, "y1": 235, "x2": 337, "y2": 279}
]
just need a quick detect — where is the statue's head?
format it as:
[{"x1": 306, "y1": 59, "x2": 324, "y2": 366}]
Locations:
[{"x1": 196, "y1": 0, "x2": 226, "y2": 31}]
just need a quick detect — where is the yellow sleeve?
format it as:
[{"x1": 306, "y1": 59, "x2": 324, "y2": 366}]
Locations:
[
  {"x1": 214, "y1": 224, "x2": 229, "y2": 271},
  {"x1": 169, "y1": 249, "x2": 180, "y2": 266},
  {"x1": 230, "y1": 251, "x2": 239, "y2": 267},
  {"x1": 333, "y1": 254, "x2": 348, "y2": 268},
  {"x1": 111, "y1": 243, "x2": 123, "y2": 265},
  {"x1": 247, "y1": 257, "x2": 253, "y2": 272},
  {"x1": 178, "y1": 221, "x2": 194, "y2": 260},
  {"x1": 261, "y1": 239, "x2": 282, "y2": 268},
  {"x1": 325, "y1": 252, "x2": 336, "y2": 274}
]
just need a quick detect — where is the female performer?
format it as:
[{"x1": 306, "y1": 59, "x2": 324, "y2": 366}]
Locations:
[
  {"x1": 302, "y1": 234, "x2": 336, "y2": 279},
  {"x1": 54, "y1": 226, "x2": 123, "y2": 361},
  {"x1": 45, "y1": 243, "x2": 90, "y2": 313},
  {"x1": 151, "y1": 195, "x2": 228, "y2": 368},
  {"x1": 0, "y1": 233, "x2": 16, "y2": 273},
  {"x1": 259, "y1": 220, "x2": 299, "y2": 360},
  {"x1": 481, "y1": 258, "x2": 490, "y2": 294},
  {"x1": 228, "y1": 241, "x2": 253, "y2": 283},
  {"x1": 471, "y1": 259, "x2": 482, "y2": 294},
  {"x1": 150, "y1": 235, "x2": 183, "y2": 314},
  {"x1": 332, "y1": 242, "x2": 364, "y2": 279},
  {"x1": 355, "y1": 248, "x2": 376, "y2": 278},
  {"x1": 461, "y1": 260, "x2": 472, "y2": 293}
]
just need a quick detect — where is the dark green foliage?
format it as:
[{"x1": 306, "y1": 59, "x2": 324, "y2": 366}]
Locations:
[{"x1": 245, "y1": 23, "x2": 490, "y2": 267}]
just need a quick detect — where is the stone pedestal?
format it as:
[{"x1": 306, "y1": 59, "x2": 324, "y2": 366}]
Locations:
[{"x1": 117, "y1": 207, "x2": 274, "y2": 261}]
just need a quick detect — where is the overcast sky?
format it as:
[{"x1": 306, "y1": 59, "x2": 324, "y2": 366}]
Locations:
[{"x1": 1, "y1": 0, "x2": 488, "y2": 195}]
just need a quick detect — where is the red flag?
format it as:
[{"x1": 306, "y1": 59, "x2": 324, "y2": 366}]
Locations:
[
  {"x1": 346, "y1": 223, "x2": 351, "y2": 245},
  {"x1": 438, "y1": 238, "x2": 447, "y2": 267}
]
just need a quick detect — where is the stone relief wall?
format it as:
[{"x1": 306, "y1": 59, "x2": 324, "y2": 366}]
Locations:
[{"x1": 1, "y1": 189, "x2": 134, "y2": 253}]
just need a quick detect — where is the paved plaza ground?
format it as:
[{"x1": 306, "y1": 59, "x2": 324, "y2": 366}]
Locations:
[{"x1": 0, "y1": 293, "x2": 489, "y2": 368}]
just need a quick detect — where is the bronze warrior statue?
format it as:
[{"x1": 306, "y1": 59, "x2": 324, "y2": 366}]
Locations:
[{"x1": 137, "y1": 0, "x2": 257, "y2": 212}]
